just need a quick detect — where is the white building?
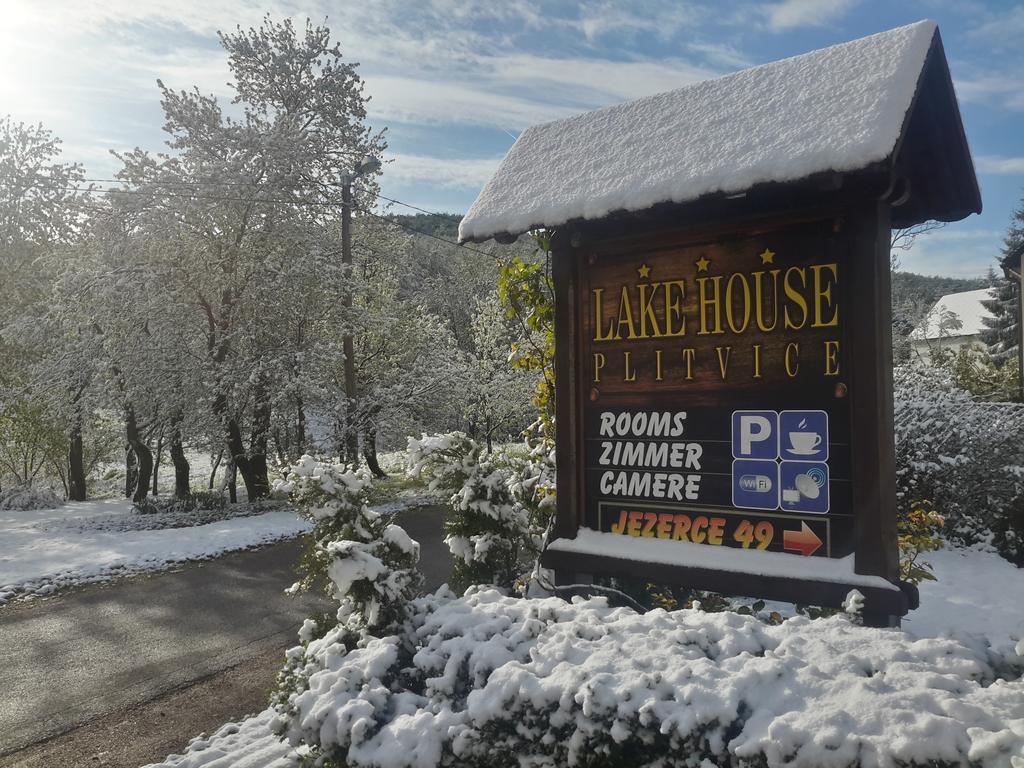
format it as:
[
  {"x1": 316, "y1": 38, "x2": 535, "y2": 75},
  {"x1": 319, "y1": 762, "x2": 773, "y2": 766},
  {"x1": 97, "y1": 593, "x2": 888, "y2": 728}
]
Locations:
[{"x1": 909, "y1": 288, "x2": 995, "y2": 362}]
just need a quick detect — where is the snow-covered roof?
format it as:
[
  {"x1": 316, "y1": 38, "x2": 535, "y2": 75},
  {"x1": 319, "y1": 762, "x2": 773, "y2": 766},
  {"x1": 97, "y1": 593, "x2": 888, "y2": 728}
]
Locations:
[
  {"x1": 910, "y1": 288, "x2": 995, "y2": 340},
  {"x1": 460, "y1": 20, "x2": 980, "y2": 243}
]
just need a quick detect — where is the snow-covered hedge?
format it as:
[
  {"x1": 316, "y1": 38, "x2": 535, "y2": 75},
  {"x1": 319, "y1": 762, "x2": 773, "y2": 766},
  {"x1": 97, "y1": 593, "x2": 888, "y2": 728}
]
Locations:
[
  {"x1": 0, "y1": 485, "x2": 63, "y2": 511},
  {"x1": 894, "y1": 367, "x2": 1024, "y2": 564},
  {"x1": 272, "y1": 588, "x2": 1024, "y2": 768}
]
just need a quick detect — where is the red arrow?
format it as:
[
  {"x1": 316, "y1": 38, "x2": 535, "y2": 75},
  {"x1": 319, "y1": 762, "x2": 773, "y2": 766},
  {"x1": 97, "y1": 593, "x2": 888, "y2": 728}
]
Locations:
[{"x1": 783, "y1": 522, "x2": 822, "y2": 556}]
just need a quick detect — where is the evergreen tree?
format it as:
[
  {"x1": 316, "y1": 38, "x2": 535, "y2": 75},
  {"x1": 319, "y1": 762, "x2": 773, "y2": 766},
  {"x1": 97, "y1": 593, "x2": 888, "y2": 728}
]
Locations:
[{"x1": 980, "y1": 206, "x2": 1023, "y2": 367}]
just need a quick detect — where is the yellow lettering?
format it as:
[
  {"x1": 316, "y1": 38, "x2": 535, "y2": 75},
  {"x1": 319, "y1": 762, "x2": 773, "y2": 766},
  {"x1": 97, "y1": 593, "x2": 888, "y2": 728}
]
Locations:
[
  {"x1": 593, "y1": 352, "x2": 605, "y2": 383},
  {"x1": 664, "y1": 280, "x2": 687, "y2": 337},
  {"x1": 593, "y1": 288, "x2": 615, "y2": 341},
  {"x1": 753, "y1": 270, "x2": 780, "y2": 332},
  {"x1": 682, "y1": 348, "x2": 695, "y2": 380},
  {"x1": 824, "y1": 340, "x2": 840, "y2": 376},
  {"x1": 697, "y1": 276, "x2": 724, "y2": 335},
  {"x1": 783, "y1": 267, "x2": 808, "y2": 330},
  {"x1": 785, "y1": 342, "x2": 800, "y2": 377},
  {"x1": 623, "y1": 351, "x2": 637, "y2": 382},
  {"x1": 616, "y1": 285, "x2": 636, "y2": 340},
  {"x1": 715, "y1": 346, "x2": 731, "y2": 379},
  {"x1": 811, "y1": 263, "x2": 839, "y2": 327},
  {"x1": 752, "y1": 344, "x2": 762, "y2": 378},
  {"x1": 638, "y1": 282, "x2": 662, "y2": 339},
  {"x1": 725, "y1": 273, "x2": 751, "y2": 334},
  {"x1": 655, "y1": 349, "x2": 663, "y2": 381}
]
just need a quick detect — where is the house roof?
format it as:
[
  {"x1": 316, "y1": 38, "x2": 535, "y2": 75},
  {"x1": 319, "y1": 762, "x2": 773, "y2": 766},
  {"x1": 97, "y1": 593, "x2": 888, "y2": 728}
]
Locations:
[
  {"x1": 909, "y1": 288, "x2": 996, "y2": 341},
  {"x1": 459, "y1": 20, "x2": 981, "y2": 244}
]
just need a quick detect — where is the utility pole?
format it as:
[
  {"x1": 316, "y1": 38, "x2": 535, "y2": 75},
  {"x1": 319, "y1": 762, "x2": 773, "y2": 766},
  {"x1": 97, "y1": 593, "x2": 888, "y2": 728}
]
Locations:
[{"x1": 340, "y1": 156, "x2": 381, "y2": 466}]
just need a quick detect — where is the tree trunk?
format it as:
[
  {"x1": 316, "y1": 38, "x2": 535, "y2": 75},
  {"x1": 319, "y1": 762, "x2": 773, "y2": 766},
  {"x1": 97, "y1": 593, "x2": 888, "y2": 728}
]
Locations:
[
  {"x1": 209, "y1": 449, "x2": 222, "y2": 490},
  {"x1": 152, "y1": 434, "x2": 163, "y2": 496},
  {"x1": 125, "y1": 407, "x2": 153, "y2": 503},
  {"x1": 170, "y1": 428, "x2": 190, "y2": 499},
  {"x1": 362, "y1": 424, "x2": 386, "y2": 479},
  {"x1": 68, "y1": 414, "x2": 87, "y2": 501},
  {"x1": 227, "y1": 459, "x2": 238, "y2": 504},
  {"x1": 125, "y1": 447, "x2": 137, "y2": 499},
  {"x1": 296, "y1": 396, "x2": 306, "y2": 458}
]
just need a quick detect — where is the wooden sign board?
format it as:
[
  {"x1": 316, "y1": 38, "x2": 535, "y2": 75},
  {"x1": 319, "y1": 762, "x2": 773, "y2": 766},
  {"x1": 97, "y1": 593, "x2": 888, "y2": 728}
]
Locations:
[{"x1": 544, "y1": 203, "x2": 912, "y2": 621}]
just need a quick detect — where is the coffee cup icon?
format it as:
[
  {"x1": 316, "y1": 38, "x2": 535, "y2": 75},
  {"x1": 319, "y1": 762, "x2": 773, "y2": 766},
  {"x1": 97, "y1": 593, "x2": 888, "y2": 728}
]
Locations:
[{"x1": 788, "y1": 431, "x2": 821, "y2": 455}]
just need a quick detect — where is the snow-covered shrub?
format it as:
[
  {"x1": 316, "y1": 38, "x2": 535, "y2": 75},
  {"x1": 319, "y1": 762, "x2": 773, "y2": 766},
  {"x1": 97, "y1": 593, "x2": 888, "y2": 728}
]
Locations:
[
  {"x1": 0, "y1": 485, "x2": 64, "y2": 510},
  {"x1": 276, "y1": 455, "x2": 421, "y2": 631},
  {"x1": 273, "y1": 588, "x2": 1024, "y2": 768},
  {"x1": 894, "y1": 366, "x2": 1024, "y2": 564},
  {"x1": 407, "y1": 432, "x2": 554, "y2": 593},
  {"x1": 272, "y1": 455, "x2": 423, "y2": 753}
]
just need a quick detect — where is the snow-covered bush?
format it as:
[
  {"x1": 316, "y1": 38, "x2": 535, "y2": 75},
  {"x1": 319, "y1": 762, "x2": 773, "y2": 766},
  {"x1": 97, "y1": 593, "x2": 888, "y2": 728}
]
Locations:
[
  {"x1": 0, "y1": 485, "x2": 64, "y2": 511},
  {"x1": 272, "y1": 455, "x2": 423, "y2": 754},
  {"x1": 894, "y1": 366, "x2": 1024, "y2": 564},
  {"x1": 275, "y1": 455, "x2": 421, "y2": 631},
  {"x1": 407, "y1": 432, "x2": 554, "y2": 593},
  {"x1": 272, "y1": 588, "x2": 1024, "y2": 768}
]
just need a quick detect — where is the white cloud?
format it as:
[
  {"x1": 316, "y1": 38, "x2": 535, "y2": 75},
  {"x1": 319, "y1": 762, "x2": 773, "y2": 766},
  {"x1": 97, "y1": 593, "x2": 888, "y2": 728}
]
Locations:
[
  {"x1": 966, "y1": 5, "x2": 1024, "y2": 49},
  {"x1": 758, "y1": 0, "x2": 859, "y2": 31},
  {"x1": 976, "y1": 156, "x2": 1024, "y2": 175},
  {"x1": 899, "y1": 227, "x2": 1004, "y2": 278},
  {"x1": 386, "y1": 153, "x2": 502, "y2": 190},
  {"x1": 954, "y1": 73, "x2": 1024, "y2": 112}
]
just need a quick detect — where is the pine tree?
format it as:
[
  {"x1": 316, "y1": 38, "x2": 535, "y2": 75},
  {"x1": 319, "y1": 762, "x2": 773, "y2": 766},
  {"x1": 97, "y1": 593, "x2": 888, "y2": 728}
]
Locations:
[{"x1": 980, "y1": 206, "x2": 1023, "y2": 366}]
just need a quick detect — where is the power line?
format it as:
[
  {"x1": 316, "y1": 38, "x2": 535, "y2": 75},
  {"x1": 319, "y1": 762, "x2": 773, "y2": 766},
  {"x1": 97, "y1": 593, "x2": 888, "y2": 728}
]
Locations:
[
  {"x1": 353, "y1": 203, "x2": 500, "y2": 261},
  {"x1": 61, "y1": 181, "x2": 505, "y2": 260},
  {"x1": 78, "y1": 178, "x2": 457, "y2": 221}
]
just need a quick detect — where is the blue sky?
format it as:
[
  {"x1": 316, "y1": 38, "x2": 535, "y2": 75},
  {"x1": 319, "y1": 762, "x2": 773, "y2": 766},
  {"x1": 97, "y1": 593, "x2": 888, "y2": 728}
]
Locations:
[{"x1": 1, "y1": 0, "x2": 1021, "y2": 277}]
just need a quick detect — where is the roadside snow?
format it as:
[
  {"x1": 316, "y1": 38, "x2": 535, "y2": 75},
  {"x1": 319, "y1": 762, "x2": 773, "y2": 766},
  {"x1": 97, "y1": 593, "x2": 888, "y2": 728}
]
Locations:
[
  {"x1": 147, "y1": 708, "x2": 295, "y2": 768},
  {"x1": 0, "y1": 499, "x2": 311, "y2": 607}
]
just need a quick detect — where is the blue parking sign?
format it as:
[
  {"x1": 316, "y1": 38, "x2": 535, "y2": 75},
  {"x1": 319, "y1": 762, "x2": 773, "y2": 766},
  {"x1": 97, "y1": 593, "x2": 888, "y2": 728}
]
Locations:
[
  {"x1": 779, "y1": 410, "x2": 828, "y2": 461},
  {"x1": 731, "y1": 410, "x2": 778, "y2": 459},
  {"x1": 732, "y1": 459, "x2": 779, "y2": 510}
]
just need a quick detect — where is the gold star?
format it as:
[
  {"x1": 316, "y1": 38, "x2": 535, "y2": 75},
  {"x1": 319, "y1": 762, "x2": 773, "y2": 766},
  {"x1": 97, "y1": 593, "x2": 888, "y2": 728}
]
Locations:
[
  {"x1": 637, "y1": 263, "x2": 651, "y2": 279},
  {"x1": 695, "y1": 256, "x2": 711, "y2": 272},
  {"x1": 759, "y1": 248, "x2": 775, "y2": 265}
]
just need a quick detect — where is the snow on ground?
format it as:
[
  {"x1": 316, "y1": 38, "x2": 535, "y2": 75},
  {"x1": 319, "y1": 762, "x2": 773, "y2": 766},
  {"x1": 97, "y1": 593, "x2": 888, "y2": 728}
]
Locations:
[
  {"x1": 144, "y1": 542, "x2": 1024, "y2": 768},
  {"x1": 0, "y1": 499, "x2": 312, "y2": 607},
  {"x1": 906, "y1": 544, "x2": 1024, "y2": 654}
]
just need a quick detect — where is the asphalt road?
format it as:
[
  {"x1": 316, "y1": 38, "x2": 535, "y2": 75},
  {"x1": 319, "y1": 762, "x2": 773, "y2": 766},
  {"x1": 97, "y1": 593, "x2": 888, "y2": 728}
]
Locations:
[{"x1": 0, "y1": 504, "x2": 452, "y2": 762}]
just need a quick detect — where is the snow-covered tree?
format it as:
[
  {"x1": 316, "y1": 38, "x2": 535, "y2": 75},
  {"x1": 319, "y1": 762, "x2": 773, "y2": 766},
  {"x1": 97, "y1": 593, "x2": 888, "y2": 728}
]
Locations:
[
  {"x1": 464, "y1": 291, "x2": 536, "y2": 451},
  {"x1": 981, "y1": 267, "x2": 1019, "y2": 368},
  {"x1": 105, "y1": 16, "x2": 385, "y2": 499}
]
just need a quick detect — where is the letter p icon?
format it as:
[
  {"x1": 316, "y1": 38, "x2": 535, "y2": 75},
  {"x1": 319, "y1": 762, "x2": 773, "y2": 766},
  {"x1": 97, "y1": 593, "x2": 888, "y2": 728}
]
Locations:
[{"x1": 731, "y1": 411, "x2": 778, "y2": 459}]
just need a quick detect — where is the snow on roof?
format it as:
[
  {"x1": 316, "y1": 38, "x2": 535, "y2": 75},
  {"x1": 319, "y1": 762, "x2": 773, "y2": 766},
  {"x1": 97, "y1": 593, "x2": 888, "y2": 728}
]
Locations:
[
  {"x1": 909, "y1": 288, "x2": 995, "y2": 340},
  {"x1": 460, "y1": 21, "x2": 938, "y2": 243}
]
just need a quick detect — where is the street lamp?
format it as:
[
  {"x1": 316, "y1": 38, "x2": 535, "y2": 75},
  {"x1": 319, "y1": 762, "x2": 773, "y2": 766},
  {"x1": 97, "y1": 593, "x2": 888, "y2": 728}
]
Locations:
[{"x1": 340, "y1": 154, "x2": 380, "y2": 466}]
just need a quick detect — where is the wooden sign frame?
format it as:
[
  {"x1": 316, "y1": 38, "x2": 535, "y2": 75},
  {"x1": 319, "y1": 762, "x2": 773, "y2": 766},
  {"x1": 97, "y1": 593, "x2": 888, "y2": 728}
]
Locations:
[{"x1": 543, "y1": 188, "x2": 914, "y2": 625}]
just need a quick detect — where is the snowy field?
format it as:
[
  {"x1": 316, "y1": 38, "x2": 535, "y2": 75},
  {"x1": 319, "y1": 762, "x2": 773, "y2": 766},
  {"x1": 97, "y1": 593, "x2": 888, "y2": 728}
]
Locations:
[
  {"x1": 145, "y1": 542, "x2": 1024, "y2": 768},
  {"x1": 0, "y1": 499, "x2": 312, "y2": 606}
]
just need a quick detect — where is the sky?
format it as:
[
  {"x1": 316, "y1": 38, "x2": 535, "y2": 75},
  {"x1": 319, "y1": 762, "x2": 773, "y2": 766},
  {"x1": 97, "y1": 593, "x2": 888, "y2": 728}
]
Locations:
[{"x1": 1, "y1": 0, "x2": 1021, "y2": 277}]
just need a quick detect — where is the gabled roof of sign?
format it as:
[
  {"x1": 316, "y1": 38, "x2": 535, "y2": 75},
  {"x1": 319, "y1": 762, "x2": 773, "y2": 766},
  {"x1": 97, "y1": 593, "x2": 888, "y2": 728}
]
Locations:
[{"x1": 459, "y1": 20, "x2": 981, "y2": 244}]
